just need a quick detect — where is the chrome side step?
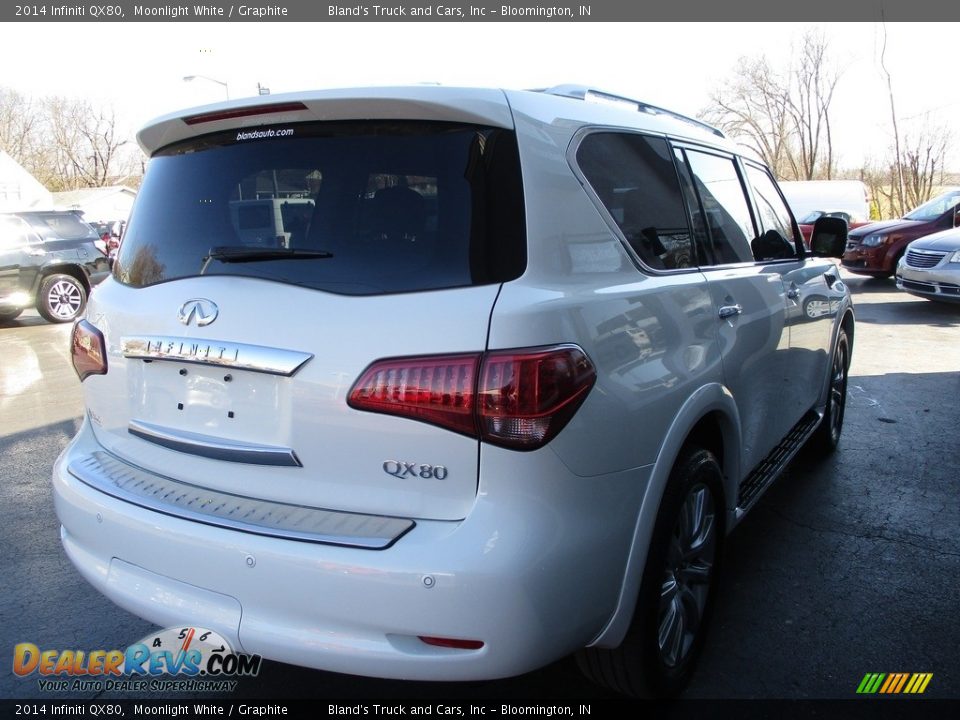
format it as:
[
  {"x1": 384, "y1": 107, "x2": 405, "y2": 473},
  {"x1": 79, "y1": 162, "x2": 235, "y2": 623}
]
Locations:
[
  {"x1": 68, "y1": 450, "x2": 416, "y2": 549},
  {"x1": 735, "y1": 410, "x2": 822, "y2": 516}
]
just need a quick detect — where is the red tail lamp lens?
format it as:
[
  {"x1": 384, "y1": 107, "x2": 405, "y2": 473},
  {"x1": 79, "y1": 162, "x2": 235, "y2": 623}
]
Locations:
[
  {"x1": 71, "y1": 319, "x2": 107, "y2": 381},
  {"x1": 347, "y1": 354, "x2": 480, "y2": 437},
  {"x1": 348, "y1": 346, "x2": 595, "y2": 450},
  {"x1": 418, "y1": 636, "x2": 484, "y2": 650}
]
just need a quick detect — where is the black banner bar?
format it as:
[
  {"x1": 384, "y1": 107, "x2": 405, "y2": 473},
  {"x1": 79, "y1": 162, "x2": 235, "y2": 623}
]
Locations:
[{"x1": 1, "y1": 0, "x2": 957, "y2": 23}]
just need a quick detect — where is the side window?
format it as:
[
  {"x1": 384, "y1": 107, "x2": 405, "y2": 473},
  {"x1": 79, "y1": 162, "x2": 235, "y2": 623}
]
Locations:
[
  {"x1": 683, "y1": 149, "x2": 756, "y2": 265},
  {"x1": 745, "y1": 165, "x2": 799, "y2": 260},
  {"x1": 576, "y1": 133, "x2": 695, "y2": 270}
]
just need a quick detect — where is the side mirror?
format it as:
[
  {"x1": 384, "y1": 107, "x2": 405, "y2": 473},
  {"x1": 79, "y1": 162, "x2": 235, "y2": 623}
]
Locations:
[{"x1": 810, "y1": 216, "x2": 848, "y2": 258}]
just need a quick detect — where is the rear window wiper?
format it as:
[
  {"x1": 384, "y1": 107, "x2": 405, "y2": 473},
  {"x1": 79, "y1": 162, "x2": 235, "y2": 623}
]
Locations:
[{"x1": 204, "y1": 246, "x2": 334, "y2": 263}]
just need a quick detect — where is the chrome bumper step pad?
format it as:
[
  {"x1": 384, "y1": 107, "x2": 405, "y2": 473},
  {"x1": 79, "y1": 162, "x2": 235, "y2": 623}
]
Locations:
[{"x1": 68, "y1": 450, "x2": 414, "y2": 549}]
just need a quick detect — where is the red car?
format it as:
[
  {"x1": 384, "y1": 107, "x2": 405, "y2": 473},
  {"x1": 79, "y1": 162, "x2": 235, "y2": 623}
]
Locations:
[{"x1": 843, "y1": 190, "x2": 960, "y2": 277}]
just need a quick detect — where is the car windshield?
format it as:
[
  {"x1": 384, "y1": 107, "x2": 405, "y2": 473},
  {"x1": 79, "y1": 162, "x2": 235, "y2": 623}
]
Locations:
[
  {"x1": 114, "y1": 120, "x2": 526, "y2": 295},
  {"x1": 903, "y1": 192, "x2": 960, "y2": 222},
  {"x1": 798, "y1": 211, "x2": 824, "y2": 223}
]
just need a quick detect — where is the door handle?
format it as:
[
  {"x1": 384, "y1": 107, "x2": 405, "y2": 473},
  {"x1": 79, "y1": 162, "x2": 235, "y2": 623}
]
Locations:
[{"x1": 718, "y1": 304, "x2": 743, "y2": 319}]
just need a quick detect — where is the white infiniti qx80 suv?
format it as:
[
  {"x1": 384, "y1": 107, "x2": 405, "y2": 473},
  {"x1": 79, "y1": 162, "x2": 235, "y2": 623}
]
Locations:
[{"x1": 54, "y1": 85, "x2": 853, "y2": 696}]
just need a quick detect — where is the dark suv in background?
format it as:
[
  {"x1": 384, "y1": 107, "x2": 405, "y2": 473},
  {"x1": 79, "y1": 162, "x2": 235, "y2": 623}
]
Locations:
[
  {"x1": 842, "y1": 189, "x2": 960, "y2": 277},
  {"x1": 0, "y1": 211, "x2": 111, "y2": 323}
]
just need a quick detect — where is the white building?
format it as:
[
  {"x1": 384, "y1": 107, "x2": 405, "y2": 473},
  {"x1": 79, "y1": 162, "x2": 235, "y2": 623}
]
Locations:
[
  {"x1": 53, "y1": 185, "x2": 137, "y2": 224},
  {"x1": 0, "y1": 150, "x2": 53, "y2": 212}
]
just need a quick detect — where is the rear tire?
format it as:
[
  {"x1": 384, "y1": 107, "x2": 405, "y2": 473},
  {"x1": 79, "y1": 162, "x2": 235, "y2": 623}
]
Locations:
[
  {"x1": 577, "y1": 446, "x2": 724, "y2": 697},
  {"x1": 807, "y1": 327, "x2": 850, "y2": 456},
  {"x1": 37, "y1": 273, "x2": 87, "y2": 323}
]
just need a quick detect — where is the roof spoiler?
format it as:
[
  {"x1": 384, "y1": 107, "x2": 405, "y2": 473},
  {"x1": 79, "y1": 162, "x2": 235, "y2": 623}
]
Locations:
[{"x1": 535, "y1": 84, "x2": 725, "y2": 139}]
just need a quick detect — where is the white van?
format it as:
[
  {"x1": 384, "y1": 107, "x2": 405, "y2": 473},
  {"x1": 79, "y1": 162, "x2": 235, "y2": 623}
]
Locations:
[{"x1": 779, "y1": 180, "x2": 870, "y2": 224}]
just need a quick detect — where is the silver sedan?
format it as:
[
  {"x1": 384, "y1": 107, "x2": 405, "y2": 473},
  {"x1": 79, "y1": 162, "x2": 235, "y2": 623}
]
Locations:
[{"x1": 896, "y1": 227, "x2": 960, "y2": 303}]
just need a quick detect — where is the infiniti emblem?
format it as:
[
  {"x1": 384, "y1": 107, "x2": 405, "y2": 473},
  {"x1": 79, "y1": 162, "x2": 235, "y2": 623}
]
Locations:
[{"x1": 178, "y1": 298, "x2": 219, "y2": 327}]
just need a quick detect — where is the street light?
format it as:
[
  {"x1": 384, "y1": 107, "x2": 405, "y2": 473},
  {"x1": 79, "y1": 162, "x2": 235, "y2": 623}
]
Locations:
[{"x1": 183, "y1": 75, "x2": 229, "y2": 99}]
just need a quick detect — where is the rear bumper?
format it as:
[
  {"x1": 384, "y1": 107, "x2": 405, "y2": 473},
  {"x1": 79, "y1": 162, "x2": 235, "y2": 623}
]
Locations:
[{"x1": 54, "y1": 418, "x2": 648, "y2": 681}]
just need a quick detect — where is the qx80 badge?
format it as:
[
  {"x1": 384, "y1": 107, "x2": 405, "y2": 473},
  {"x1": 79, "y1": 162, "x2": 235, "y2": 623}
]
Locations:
[{"x1": 383, "y1": 461, "x2": 449, "y2": 480}]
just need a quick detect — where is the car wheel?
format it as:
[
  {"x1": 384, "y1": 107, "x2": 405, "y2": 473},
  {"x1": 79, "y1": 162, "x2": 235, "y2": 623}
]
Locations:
[
  {"x1": 802, "y1": 295, "x2": 830, "y2": 319},
  {"x1": 37, "y1": 273, "x2": 87, "y2": 323},
  {"x1": 807, "y1": 327, "x2": 850, "y2": 455},
  {"x1": 0, "y1": 308, "x2": 23, "y2": 323},
  {"x1": 577, "y1": 446, "x2": 723, "y2": 697}
]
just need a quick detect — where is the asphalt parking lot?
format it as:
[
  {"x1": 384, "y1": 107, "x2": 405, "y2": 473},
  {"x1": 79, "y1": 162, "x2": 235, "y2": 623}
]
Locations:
[{"x1": 1, "y1": 270, "x2": 958, "y2": 702}]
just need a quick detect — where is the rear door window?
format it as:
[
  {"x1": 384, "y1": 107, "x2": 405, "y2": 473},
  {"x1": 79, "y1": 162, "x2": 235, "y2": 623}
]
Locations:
[
  {"x1": 681, "y1": 149, "x2": 756, "y2": 266},
  {"x1": 115, "y1": 121, "x2": 526, "y2": 295},
  {"x1": 575, "y1": 132, "x2": 695, "y2": 271}
]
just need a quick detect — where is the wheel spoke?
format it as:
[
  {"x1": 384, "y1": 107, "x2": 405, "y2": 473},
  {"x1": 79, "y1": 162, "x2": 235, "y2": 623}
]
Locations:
[
  {"x1": 678, "y1": 560, "x2": 712, "y2": 586},
  {"x1": 678, "y1": 584, "x2": 703, "y2": 634},
  {"x1": 661, "y1": 574, "x2": 679, "y2": 604},
  {"x1": 658, "y1": 596, "x2": 684, "y2": 667}
]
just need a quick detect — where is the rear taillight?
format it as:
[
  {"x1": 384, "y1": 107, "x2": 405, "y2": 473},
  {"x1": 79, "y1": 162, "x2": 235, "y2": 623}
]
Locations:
[
  {"x1": 348, "y1": 345, "x2": 595, "y2": 450},
  {"x1": 71, "y1": 320, "x2": 107, "y2": 381},
  {"x1": 479, "y1": 346, "x2": 596, "y2": 449}
]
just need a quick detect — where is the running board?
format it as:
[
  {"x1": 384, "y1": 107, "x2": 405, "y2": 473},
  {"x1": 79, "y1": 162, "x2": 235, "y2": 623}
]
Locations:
[{"x1": 736, "y1": 410, "x2": 822, "y2": 515}]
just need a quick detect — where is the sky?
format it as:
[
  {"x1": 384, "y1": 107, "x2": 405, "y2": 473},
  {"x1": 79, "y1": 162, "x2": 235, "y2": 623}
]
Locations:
[{"x1": 1, "y1": 21, "x2": 958, "y2": 172}]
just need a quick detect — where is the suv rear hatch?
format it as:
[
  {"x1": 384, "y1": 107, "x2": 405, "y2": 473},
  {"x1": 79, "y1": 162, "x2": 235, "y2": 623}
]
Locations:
[{"x1": 82, "y1": 101, "x2": 526, "y2": 524}]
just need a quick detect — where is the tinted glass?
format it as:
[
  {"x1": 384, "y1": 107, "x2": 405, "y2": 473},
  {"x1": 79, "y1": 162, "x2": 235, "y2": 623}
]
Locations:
[
  {"x1": 0, "y1": 215, "x2": 39, "y2": 248},
  {"x1": 115, "y1": 121, "x2": 526, "y2": 295},
  {"x1": 684, "y1": 150, "x2": 755, "y2": 265},
  {"x1": 26, "y1": 213, "x2": 98, "y2": 241},
  {"x1": 745, "y1": 165, "x2": 798, "y2": 260},
  {"x1": 576, "y1": 133, "x2": 695, "y2": 270}
]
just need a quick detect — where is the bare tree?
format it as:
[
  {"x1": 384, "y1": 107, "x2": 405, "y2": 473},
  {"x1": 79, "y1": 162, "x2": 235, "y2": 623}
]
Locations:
[
  {"x1": 0, "y1": 87, "x2": 49, "y2": 177},
  {"x1": 45, "y1": 97, "x2": 134, "y2": 190},
  {"x1": 787, "y1": 32, "x2": 839, "y2": 179},
  {"x1": 701, "y1": 30, "x2": 840, "y2": 181}
]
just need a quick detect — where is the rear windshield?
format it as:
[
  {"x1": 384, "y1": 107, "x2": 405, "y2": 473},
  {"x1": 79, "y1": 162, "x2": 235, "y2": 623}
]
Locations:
[
  {"x1": 115, "y1": 121, "x2": 526, "y2": 295},
  {"x1": 27, "y1": 213, "x2": 98, "y2": 241}
]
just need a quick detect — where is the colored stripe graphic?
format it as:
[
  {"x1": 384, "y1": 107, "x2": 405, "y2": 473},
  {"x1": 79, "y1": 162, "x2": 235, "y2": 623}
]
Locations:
[{"x1": 857, "y1": 672, "x2": 932, "y2": 694}]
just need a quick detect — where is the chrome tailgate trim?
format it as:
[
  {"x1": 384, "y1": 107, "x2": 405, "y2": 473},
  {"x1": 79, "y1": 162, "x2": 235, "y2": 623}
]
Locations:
[
  {"x1": 68, "y1": 450, "x2": 415, "y2": 549},
  {"x1": 120, "y1": 335, "x2": 313, "y2": 376},
  {"x1": 128, "y1": 419, "x2": 302, "y2": 467}
]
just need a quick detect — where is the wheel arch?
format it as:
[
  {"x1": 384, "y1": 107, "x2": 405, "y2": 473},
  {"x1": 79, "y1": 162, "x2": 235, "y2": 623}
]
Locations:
[
  {"x1": 587, "y1": 382, "x2": 742, "y2": 649},
  {"x1": 34, "y1": 264, "x2": 92, "y2": 297},
  {"x1": 815, "y1": 305, "x2": 856, "y2": 410}
]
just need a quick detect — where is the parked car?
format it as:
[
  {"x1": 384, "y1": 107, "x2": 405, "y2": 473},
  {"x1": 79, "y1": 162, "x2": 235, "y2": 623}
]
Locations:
[
  {"x1": 0, "y1": 211, "x2": 111, "y2": 323},
  {"x1": 53, "y1": 85, "x2": 853, "y2": 697},
  {"x1": 895, "y1": 227, "x2": 960, "y2": 303},
  {"x1": 796, "y1": 210, "x2": 871, "y2": 247},
  {"x1": 843, "y1": 189, "x2": 960, "y2": 277}
]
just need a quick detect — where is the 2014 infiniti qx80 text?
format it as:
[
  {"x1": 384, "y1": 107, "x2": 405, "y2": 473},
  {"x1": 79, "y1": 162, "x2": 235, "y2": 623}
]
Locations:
[{"x1": 54, "y1": 85, "x2": 853, "y2": 696}]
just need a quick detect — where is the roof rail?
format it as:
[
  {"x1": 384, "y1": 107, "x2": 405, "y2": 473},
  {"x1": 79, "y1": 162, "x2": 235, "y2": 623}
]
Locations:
[{"x1": 536, "y1": 84, "x2": 725, "y2": 139}]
